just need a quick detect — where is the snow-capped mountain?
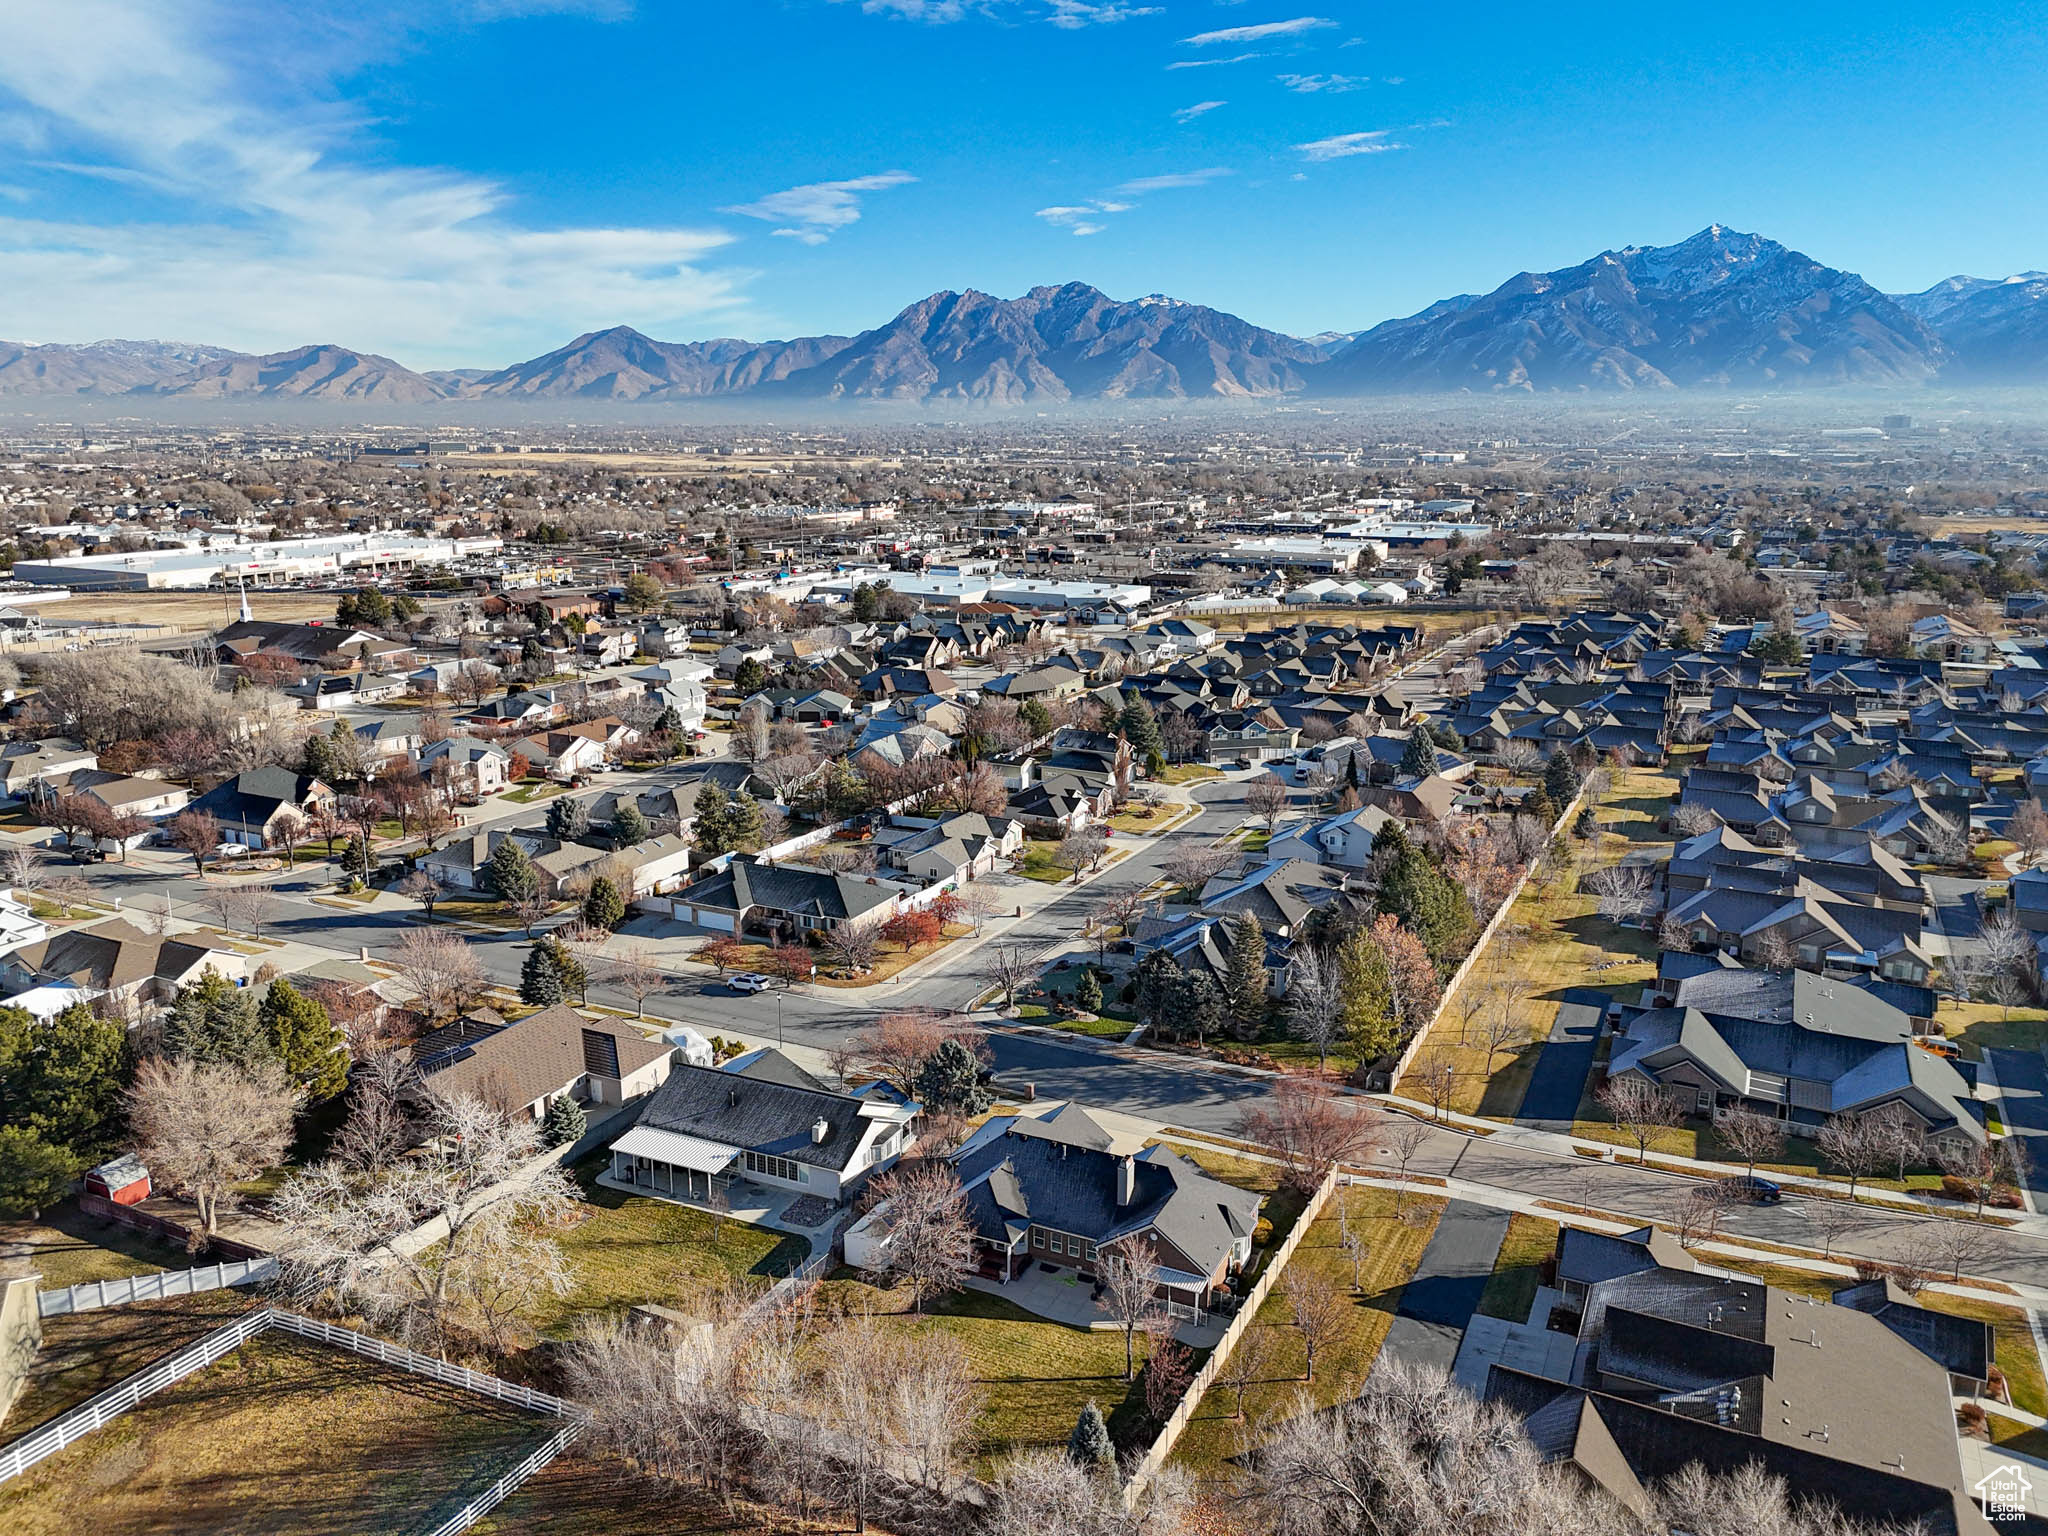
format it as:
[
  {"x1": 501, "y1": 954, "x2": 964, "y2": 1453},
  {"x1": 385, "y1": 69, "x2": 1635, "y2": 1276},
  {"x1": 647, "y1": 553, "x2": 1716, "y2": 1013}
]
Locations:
[
  {"x1": 1895, "y1": 272, "x2": 2048, "y2": 380},
  {"x1": 1317, "y1": 226, "x2": 1946, "y2": 392}
]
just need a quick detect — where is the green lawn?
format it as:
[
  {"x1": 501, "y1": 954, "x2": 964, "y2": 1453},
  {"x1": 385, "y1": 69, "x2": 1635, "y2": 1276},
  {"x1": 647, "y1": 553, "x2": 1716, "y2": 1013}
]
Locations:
[
  {"x1": 1017, "y1": 837, "x2": 1104, "y2": 884},
  {"x1": 1170, "y1": 1186, "x2": 1445, "y2": 1484},
  {"x1": 1157, "y1": 764, "x2": 1222, "y2": 785},
  {"x1": 504, "y1": 781, "x2": 566, "y2": 804},
  {"x1": 1942, "y1": 1000, "x2": 2048, "y2": 1056},
  {"x1": 1570, "y1": 1100, "x2": 1952, "y2": 1197},
  {"x1": 1475, "y1": 1213, "x2": 1560, "y2": 1323},
  {"x1": 522, "y1": 1157, "x2": 809, "y2": 1339},
  {"x1": 815, "y1": 1273, "x2": 1153, "y2": 1471}
]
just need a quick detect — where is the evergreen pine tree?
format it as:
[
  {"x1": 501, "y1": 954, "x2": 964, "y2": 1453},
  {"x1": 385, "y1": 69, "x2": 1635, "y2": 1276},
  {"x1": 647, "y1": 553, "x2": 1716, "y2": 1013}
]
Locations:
[
  {"x1": 1378, "y1": 847, "x2": 1476, "y2": 968},
  {"x1": 1074, "y1": 967, "x2": 1103, "y2": 1015},
  {"x1": 1020, "y1": 698, "x2": 1053, "y2": 738},
  {"x1": 652, "y1": 706, "x2": 683, "y2": 736},
  {"x1": 0, "y1": 1003, "x2": 129, "y2": 1157},
  {"x1": 1118, "y1": 691, "x2": 1163, "y2": 760},
  {"x1": 913, "y1": 1037, "x2": 991, "y2": 1115},
  {"x1": 1135, "y1": 950, "x2": 1182, "y2": 1032},
  {"x1": 1172, "y1": 970, "x2": 1225, "y2": 1044},
  {"x1": 1067, "y1": 1400, "x2": 1115, "y2": 1473},
  {"x1": 1399, "y1": 723, "x2": 1436, "y2": 779},
  {"x1": 582, "y1": 876, "x2": 626, "y2": 932},
  {"x1": 692, "y1": 783, "x2": 733, "y2": 853},
  {"x1": 1337, "y1": 929, "x2": 1398, "y2": 1060},
  {"x1": 301, "y1": 731, "x2": 343, "y2": 784},
  {"x1": 727, "y1": 791, "x2": 766, "y2": 851},
  {"x1": 1345, "y1": 751, "x2": 1360, "y2": 790},
  {"x1": 546, "y1": 795, "x2": 589, "y2": 840},
  {"x1": 734, "y1": 657, "x2": 767, "y2": 694},
  {"x1": 542, "y1": 935, "x2": 588, "y2": 1003},
  {"x1": 1222, "y1": 910, "x2": 1270, "y2": 1038},
  {"x1": 339, "y1": 832, "x2": 372, "y2": 886},
  {"x1": 259, "y1": 978, "x2": 346, "y2": 1102},
  {"x1": 1523, "y1": 788, "x2": 1555, "y2": 826},
  {"x1": 0, "y1": 1127, "x2": 82, "y2": 1219},
  {"x1": 162, "y1": 971, "x2": 273, "y2": 1071},
  {"x1": 520, "y1": 943, "x2": 565, "y2": 1006},
  {"x1": 611, "y1": 802, "x2": 650, "y2": 847},
  {"x1": 541, "y1": 1095, "x2": 587, "y2": 1148},
  {"x1": 487, "y1": 839, "x2": 539, "y2": 902},
  {"x1": 1543, "y1": 751, "x2": 1581, "y2": 809}
]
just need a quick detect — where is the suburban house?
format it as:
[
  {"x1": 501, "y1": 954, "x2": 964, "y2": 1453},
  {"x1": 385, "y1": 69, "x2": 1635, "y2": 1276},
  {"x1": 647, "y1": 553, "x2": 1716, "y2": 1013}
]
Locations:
[
  {"x1": 919, "y1": 1105, "x2": 1263, "y2": 1321},
  {"x1": 1606, "y1": 972, "x2": 1983, "y2": 1148},
  {"x1": 418, "y1": 736, "x2": 514, "y2": 801},
  {"x1": 664, "y1": 855, "x2": 905, "y2": 940},
  {"x1": 183, "y1": 767, "x2": 336, "y2": 849},
  {"x1": 871, "y1": 810, "x2": 1024, "y2": 883},
  {"x1": 1479, "y1": 1225, "x2": 1998, "y2": 1535},
  {"x1": 0, "y1": 738, "x2": 98, "y2": 801},
  {"x1": 213, "y1": 618, "x2": 414, "y2": 674},
  {"x1": 608, "y1": 1049, "x2": 918, "y2": 1204},
  {"x1": 35, "y1": 769, "x2": 190, "y2": 824},
  {"x1": 0, "y1": 918, "x2": 247, "y2": 1015},
  {"x1": 1267, "y1": 804, "x2": 1398, "y2": 871},
  {"x1": 510, "y1": 730, "x2": 608, "y2": 782},
  {"x1": 415, "y1": 1003, "x2": 672, "y2": 1123}
]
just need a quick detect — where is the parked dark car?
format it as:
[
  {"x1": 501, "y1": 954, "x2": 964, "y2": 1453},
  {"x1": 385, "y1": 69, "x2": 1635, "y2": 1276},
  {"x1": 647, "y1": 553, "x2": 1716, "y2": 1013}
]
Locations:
[{"x1": 1717, "y1": 1175, "x2": 1783, "y2": 1204}]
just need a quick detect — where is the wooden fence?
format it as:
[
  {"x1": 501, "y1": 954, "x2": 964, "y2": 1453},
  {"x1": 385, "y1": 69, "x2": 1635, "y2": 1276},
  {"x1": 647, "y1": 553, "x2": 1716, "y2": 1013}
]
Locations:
[
  {"x1": 1387, "y1": 783, "x2": 1587, "y2": 1091},
  {"x1": 38, "y1": 1257, "x2": 278, "y2": 1318},
  {"x1": 1120, "y1": 1164, "x2": 1340, "y2": 1510},
  {"x1": 76, "y1": 1191, "x2": 270, "y2": 1261},
  {"x1": 0, "y1": 1307, "x2": 582, "y2": 1488}
]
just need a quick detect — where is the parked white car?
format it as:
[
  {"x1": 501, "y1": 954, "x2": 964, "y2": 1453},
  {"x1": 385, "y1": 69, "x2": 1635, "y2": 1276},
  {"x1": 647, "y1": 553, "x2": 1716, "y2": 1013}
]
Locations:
[{"x1": 727, "y1": 972, "x2": 773, "y2": 993}]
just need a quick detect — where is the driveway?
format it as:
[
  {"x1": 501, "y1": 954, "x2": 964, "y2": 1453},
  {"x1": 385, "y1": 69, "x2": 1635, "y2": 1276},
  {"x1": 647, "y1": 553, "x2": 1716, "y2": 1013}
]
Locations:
[
  {"x1": 1988, "y1": 1046, "x2": 2048, "y2": 1203},
  {"x1": 1376, "y1": 1199, "x2": 1510, "y2": 1374},
  {"x1": 1515, "y1": 990, "x2": 1607, "y2": 1127}
]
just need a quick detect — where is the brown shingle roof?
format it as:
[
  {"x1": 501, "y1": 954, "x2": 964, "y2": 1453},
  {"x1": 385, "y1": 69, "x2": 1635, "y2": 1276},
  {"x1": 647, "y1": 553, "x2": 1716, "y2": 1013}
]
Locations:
[{"x1": 425, "y1": 1003, "x2": 669, "y2": 1110}]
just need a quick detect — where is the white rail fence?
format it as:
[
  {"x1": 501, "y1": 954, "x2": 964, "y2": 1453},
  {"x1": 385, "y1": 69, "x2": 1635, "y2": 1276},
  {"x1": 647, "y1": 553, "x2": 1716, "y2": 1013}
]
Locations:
[
  {"x1": 424, "y1": 1420, "x2": 585, "y2": 1536},
  {"x1": 748, "y1": 1249, "x2": 833, "y2": 1320},
  {"x1": 0, "y1": 1307, "x2": 583, "y2": 1491},
  {"x1": 37, "y1": 1257, "x2": 279, "y2": 1318}
]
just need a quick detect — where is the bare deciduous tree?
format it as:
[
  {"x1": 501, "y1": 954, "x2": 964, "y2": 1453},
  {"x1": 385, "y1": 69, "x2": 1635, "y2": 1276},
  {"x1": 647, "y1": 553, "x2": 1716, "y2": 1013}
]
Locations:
[
  {"x1": 1246, "y1": 775, "x2": 1291, "y2": 833},
  {"x1": 1585, "y1": 862, "x2": 1655, "y2": 925},
  {"x1": 1214, "y1": 1322, "x2": 1273, "y2": 1421},
  {"x1": 1410, "y1": 1050, "x2": 1460, "y2": 1123},
  {"x1": 983, "y1": 943, "x2": 1037, "y2": 1012},
  {"x1": 1283, "y1": 1266, "x2": 1345, "y2": 1382},
  {"x1": 129, "y1": 1055, "x2": 299, "y2": 1235},
  {"x1": 604, "y1": 944, "x2": 665, "y2": 1017},
  {"x1": 1596, "y1": 1075, "x2": 1687, "y2": 1160},
  {"x1": 855, "y1": 1158, "x2": 976, "y2": 1315},
  {"x1": 1286, "y1": 943, "x2": 1347, "y2": 1072},
  {"x1": 1237, "y1": 1077, "x2": 1377, "y2": 1192},
  {"x1": 389, "y1": 926, "x2": 490, "y2": 1025},
  {"x1": 1163, "y1": 839, "x2": 1237, "y2": 893},
  {"x1": 271, "y1": 1092, "x2": 581, "y2": 1351},
  {"x1": 831, "y1": 1009, "x2": 959, "y2": 1097},
  {"x1": 396, "y1": 869, "x2": 446, "y2": 920},
  {"x1": 1097, "y1": 1230, "x2": 1162, "y2": 1382},
  {"x1": 1712, "y1": 1106, "x2": 1786, "y2": 1177}
]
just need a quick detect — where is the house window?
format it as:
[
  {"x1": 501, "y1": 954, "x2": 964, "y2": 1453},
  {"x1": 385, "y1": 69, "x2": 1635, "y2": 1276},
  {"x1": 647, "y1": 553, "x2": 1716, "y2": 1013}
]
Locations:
[
  {"x1": 1084, "y1": 1243, "x2": 1098, "y2": 1262},
  {"x1": 1032, "y1": 1229, "x2": 1046, "y2": 1249},
  {"x1": 743, "y1": 1151, "x2": 807, "y2": 1184}
]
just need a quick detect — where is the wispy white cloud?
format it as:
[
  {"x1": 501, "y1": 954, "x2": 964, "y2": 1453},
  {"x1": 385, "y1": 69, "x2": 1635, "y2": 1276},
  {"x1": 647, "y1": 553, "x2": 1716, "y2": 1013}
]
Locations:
[
  {"x1": 0, "y1": 0, "x2": 752, "y2": 366},
  {"x1": 1165, "y1": 51, "x2": 1264, "y2": 69},
  {"x1": 848, "y1": 0, "x2": 1154, "y2": 23},
  {"x1": 722, "y1": 171, "x2": 917, "y2": 245},
  {"x1": 1046, "y1": 0, "x2": 1160, "y2": 25},
  {"x1": 1035, "y1": 199, "x2": 1127, "y2": 235},
  {"x1": 1277, "y1": 72, "x2": 1367, "y2": 93},
  {"x1": 1115, "y1": 166, "x2": 1233, "y2": 193},
  {"x1": 1181, "y1": 16, "x2": 1331, "y2": 46},
  {"x1": 1174, "y1": 100, "x2": 1227, "y2": 122},
  {"x1": 1294, "y1": 129, "x2": 1405, "y2": 161}
]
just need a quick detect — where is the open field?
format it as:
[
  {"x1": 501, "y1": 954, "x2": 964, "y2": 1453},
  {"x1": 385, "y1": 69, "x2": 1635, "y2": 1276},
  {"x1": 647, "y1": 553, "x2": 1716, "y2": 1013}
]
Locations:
[
  {"x1": 1170, "y1": 1185, "x2": 1445, "y2": 1482},
  {"x1": 48, "y1": 589, "x2": 340, "y2": 630},
  {"x1": 1424, "y1": 766, "x2": 1674, "y2": 1118},
  {"x1": 0, "y1": 1334, "x2": 556, "y2": 1536},
  {"x1": 5, "y1": 1289, "x2": 265, "y2": 1436}
]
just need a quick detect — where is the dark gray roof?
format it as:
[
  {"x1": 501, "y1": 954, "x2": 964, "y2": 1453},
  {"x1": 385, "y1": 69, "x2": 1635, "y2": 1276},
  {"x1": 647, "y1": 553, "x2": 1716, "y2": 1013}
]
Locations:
[
  {"x1": 676, "y1": 854, "x2": 899, "y2": 923},
  {"x1": 635, "y1": 1059, "x2": 877, "y2": 1173}
]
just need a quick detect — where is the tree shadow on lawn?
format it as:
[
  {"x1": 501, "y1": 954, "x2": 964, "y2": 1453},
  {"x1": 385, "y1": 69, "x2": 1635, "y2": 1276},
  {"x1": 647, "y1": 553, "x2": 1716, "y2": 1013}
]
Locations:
[{"x1": 1603, "y1": 796, "x2": 1674, "y2": 837}]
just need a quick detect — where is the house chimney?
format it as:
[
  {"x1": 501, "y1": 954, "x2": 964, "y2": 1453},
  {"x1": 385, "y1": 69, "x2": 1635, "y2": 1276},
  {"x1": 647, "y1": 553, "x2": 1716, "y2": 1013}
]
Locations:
[
  {"x1": 1117, "y1": 1154, "x2": 1135, "y2": 1208},
  {"x1": 812, "y1": 1117, "x2": 830, "y2": 1144}
]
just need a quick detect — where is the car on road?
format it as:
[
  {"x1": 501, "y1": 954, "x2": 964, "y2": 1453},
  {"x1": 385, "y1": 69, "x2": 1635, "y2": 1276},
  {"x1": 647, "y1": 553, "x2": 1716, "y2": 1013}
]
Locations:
[
  {"x1": 1716, "y1": 1175, "x2": 1783, "y2": 1204},
  {"x1": 726, "y1": 972, "x2": 773, "y2": 993}
]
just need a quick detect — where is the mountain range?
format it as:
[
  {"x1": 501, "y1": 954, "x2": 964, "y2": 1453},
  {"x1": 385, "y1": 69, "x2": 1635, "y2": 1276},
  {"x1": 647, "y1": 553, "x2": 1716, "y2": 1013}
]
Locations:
[{"x1": 8, "y1": 228, "x2": 2048, "y2": 402}]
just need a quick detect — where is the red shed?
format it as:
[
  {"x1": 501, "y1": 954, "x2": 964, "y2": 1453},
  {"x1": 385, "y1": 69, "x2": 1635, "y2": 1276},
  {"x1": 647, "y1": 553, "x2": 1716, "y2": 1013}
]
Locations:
[{"x1": 85, "y1": 1154, "x2": 151, "y2": 1206}]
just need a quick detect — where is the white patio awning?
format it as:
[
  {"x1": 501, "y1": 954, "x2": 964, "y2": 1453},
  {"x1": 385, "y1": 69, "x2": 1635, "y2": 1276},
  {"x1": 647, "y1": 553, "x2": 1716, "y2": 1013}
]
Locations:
[{"x1": 611, "y1": 1125, "x2": 740, "y2": 1174}]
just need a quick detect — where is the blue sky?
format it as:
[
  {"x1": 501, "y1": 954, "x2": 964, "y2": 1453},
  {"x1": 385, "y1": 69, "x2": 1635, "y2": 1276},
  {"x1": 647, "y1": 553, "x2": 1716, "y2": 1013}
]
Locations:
[{"x1": 3, "y1": 0, "x2": 2046, "y2": 367}]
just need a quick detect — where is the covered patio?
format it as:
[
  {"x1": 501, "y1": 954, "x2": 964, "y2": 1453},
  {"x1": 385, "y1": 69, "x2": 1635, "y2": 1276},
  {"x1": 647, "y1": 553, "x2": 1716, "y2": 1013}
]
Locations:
[
  {"x1": 962, "y1": 1261, "x2": 1226, "y2": 1347},
  {"x1": 602, "y1": 1124, "x2": 841, "y2": 1241}
]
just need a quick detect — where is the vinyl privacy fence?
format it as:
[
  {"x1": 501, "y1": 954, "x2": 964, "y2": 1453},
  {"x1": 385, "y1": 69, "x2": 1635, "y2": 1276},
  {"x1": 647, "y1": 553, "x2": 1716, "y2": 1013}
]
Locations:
[
  {"x1": 1120, "y1": 1164, "x2": 1340, "y2": 1510},
  {"x1": 37, "y1": 1257, "x2": 279, "y2": 1318}
]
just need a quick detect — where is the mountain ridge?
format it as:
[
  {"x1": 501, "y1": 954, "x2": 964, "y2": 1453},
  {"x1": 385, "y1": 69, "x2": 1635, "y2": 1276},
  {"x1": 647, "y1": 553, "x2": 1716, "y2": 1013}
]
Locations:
[{"x1": 6, "y1": 230, "x2": 2048, "y2": 401}]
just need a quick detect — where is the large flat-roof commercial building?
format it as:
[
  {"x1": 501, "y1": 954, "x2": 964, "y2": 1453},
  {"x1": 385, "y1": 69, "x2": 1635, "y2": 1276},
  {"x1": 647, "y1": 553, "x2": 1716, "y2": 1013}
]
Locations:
[{"x1": 12, "y1": 534, "x2": 505, "y2": 590}]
